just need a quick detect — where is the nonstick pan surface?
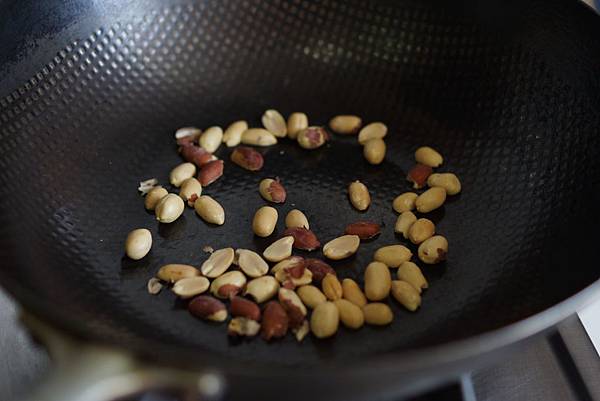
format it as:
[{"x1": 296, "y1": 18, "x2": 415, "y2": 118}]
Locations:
[{"x1": 0, "y1": 0, "x2": 599, "y2": 371}]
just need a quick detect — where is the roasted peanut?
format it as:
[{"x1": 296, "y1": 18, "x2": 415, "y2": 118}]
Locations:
[
  {"x1": 194, "y1": 195, "x2": 225, "y2": 225},
  {"x1": 241, "y1": 128, "x2": 278, "y2": 146},
  {"x1": 188, "y1": 295, "x2": 227, "y2": 322},
  {"x1": 348, "y1": 180, "x2": 371, "y2": 211},
  {"x1": 305, "y1": 259, "x2": 335, "y2": 284},
  {"x1": 418, "y1": 235, "x2": 448, "y2": 264},
  {"x1": 334, "y1": 299, "x2": 364, "y2": 329},
  {"x1": 262, "y1": 109, "x2": 287, "y2": 138},
  {"x1": 342, "y1": 278, "x2": 367, "y2": 307},
  {"x1": 363, "y1": 138, "x2": 386, "y2": 165},
  {"x1": 297, "y1": 126, "x2": 327, "y2": 149},
  {"x1": 358, "y1": 122, "x2": 387, "y2": 144},
  {"x1": 230, "y1": 296, "x2": 261, "y2": 321},
  {"x1": 235, "y1": 249, "x2": 269, "y2": 277},
  {"x1": 287, "y1": 112, "x2": 308, "y2": 139},
  {"x1": 198, "y1": 126, "x2": 223, "y2": 153},
  {"x1": 261, "y1": 301, "x2": 289, "y2": 340},
  {"x1": 393, "y1": 192, "x2": 418, "y2": 213},
  {"x1": 345, "y1": 221, "x2": 381, "y2": 240},
  {"x1": 427, "y1": 173, "x2": 461, "y2": 195},
  {"x1": 262, "y1": 236, "x2": 294, "y2": 262},
  {"x1": 179, "y1": 178, "x2": 202, "y2": 206},
  {"x1": 397, "y1": 262, "x2": 428, "y2": 293},
  {"x1": 228, "y1": 317, "x2": 261, "y2": 337},
  {"x1": 279, "y1": 288, "x2": 307, "y2": 328},
  {"x1": 322, "y1": 273, "x2": 343, "y2": 301},
  {"x1": 293, "y1": 320, "x2": 310, "y2": 342},
  {"x1": 297, "y1": 285, "x2": 327, "y2": 309},
  {"x1": 310, "y1": 302, "x2": 339, "y2": 338},
  {"x1": 407, "y1": 164, "x2": 433, "y2": 189},
  {"x1": 244, "y1": 276, "x2": 280, "y2": 303},
  {"x1": 415, "y1": 146, "x2": 443, "y2": 167},
  {"x1": 415, "y1": 187, "x2": 447, "y2": 213},
  {"x1": 200, "y1": 247, "x2": 234, "y2": 278},
  {"x1": 259, "y1": 178, "x2": 286, "y2": 203},
  {"x1": 329, "y1": 115, "x2": 361, "y2": 135},
  {"x1": 283, "y1": 227, "x2": 320, "y2": 250},
  {"x1": 223, "y1": 120, "x2": 247, "y2": 147},
  {"x1": 172, "y1": 276, "x2": 210, "y2": 299},
  {"x1": 157, "y1": 264, "x2": 200, "y2": 283},
  {"x1": 210, "y1": 271, "x2": 247, "y2": 298},
  {"x1": 394, "y1": 211, "x2": 417, "y2": 238},
  {"x1": 285, "y1": 209, "x2": 309, "y2": 229},
  {"x1": 408, "y1": 218, "x2": 435, "y2": 244},
  {"x1": 170, "y1": 162, "x2": 196, "y2": 187},
  {"x1": 374, "y1": 245, "x2": 412, "y2": 268},
  {"x1": 364, "y1": 261, "x2": 392, "y2": 301},
  {"x1": 198, "y1": 159, "x2": 224, "y2": 186},
  {"x1": 391, "y1": 280, "x2": 422, "y2": 311},
  {"x1": 271, "y1": 257, "x2": 312, "y2": 288},
  {"x1": 252, "y1": 206, "x2": 278, "y2": 237},
  {"x1": 175, "y1": 127, "x2": 201, "y2": 144},
  {"x1": 155, "y1": 194, "x2": 185, "y2": 223},
  {"x1": 363, "y1": 303, "x2": 393, "y2": 325},
  {"x1": 144, "y1": 186, "x2": 168, "y2": 211},
  {"x1": 179, "y1": 144, "x2": 213, "y2": 167},
  {"x1": 125, "y1": 228, "x2": 152, "y2": 260},
  {"x1": 323, "y1": 235, "x2": 360, "y2": 260},
  {"x1": 231, "y1": 146, "x2": 264, "y2": 171}
]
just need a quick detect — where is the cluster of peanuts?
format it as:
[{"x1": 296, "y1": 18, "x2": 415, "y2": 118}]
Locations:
[{"x1": 124, "y1": 110, "x2": 461, "y2": 341}]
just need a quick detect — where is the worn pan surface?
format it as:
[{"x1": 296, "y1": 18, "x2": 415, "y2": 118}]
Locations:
[{"x1": 0, "y1": 0, "x2": 599, "y2": 391}]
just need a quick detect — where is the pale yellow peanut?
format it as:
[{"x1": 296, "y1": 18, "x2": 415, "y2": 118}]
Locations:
[
  {"x1": 241, "y1": 128, "x2": 278, "y2": 146},
  {"x1": 363, "y1": 138, "x2": 386, "y2": 165},
  {"x1": 262, "y1": 109, "x2": 287, "y2": 138},
  {"x1": 223, "y1": 120, "x2": 248, "y2": 147},
  {"x1": 297, "y1": 285, "x2": 327, "y2": 309},
  {"x1": 199, "y1": 126, "x2": 223, "y2": 153},
  {"x1": 418, "y1": 235, "x2": 448, "y2": 264},
  {"x1": 285, "y1": 209, "x2": 309, "y2": 229},
  {"x1": 342, "y1": 278, "x2": 367, "y2": 307},
  {"x1": 394, "y1": 211, "x2": 417, "y2": 239},
  {"x1": 144, "y1": 186, "x2": 168, "y2": 211},
  {"x1": 179, "y1": 178, "x2": 202, "y2": 205},
  {"x1": 391, "y1": 280, "x2": 422, "y2": 311},
  {"x1": 363, "y1": 303, "x2": 393, "y2": 326},
  {"x1": 364, "y1": 261, "x2": 391, "y2": 301},
  {"x1": 172, "y1": 276, "x2": 210, "y2": 299},
  {"x1": 415, "y1": 146, "x2": 443, "y2": 167},
  {"x1": 334, "y1": 299, "x2": 364, "y2": 329},
  {"x1": 262, "y1": 236, "x2": 294, "y2": 262},
  {"x1": 235, "y1": 249, "x2": 269, "y2": 278},
  {"x1": 374, "y1": 245, "x2": 412, "y2": 268},
  {"x1": 310, "y1": 302, "x2": 339, "y2": 338},
  {"x1": 322, "y1": 273, "x2": 343, "y2": 301},
  {"x1": 348, "y1": 180, "x2": 371, "y2": 211},
  {"x1": 194, "y1": 195, "x2": 225, "y2": 225},
  {"x1": 408, "y1": 218, "x2": 435, "y2": 244},
  {"x1": 210, "y1": 271, "x2": 247, "y2": 298},
  {"x1": 157, "y1": 264, "x2": 200, "y2": 283},
  {"x1": 358, "y1": 122, "x2": 387, "y2": 144},
  {"x1": 155, "y1": 194, "x2": 185, "y2": 223},
  {"x1": 169, "y1": 162, "x2": 196, "y2": 187},
  {"x1": 244, "y1": 276, "x2": 280, "y2": 303},
  {"x1": 427, "y1": 173, "x2": 461, "y2": 195},
  {"x1": 397, "y1": 262, "x2": 428, "y2": 293},
  {"x1": 252, "y1": 206, "x2": 278, "y2": 237},
  {"x1": 415, "y1": 187, "x2": 447, "y2": 213},
  {"x1": 200, "y1": 247, "x2": 234, "y2": 278},
  {"x1": 393, "y1": 192, "x2": 418, "y2": 213},
  {"x1": 323, "y1": 235, "x2": 360, "y2": 260},
  {"x1": 125, "y1": 229, "x2": 152, "y2": 260},
  {"x1": 329, "y1": 115, "x2": 362, "y2": 134},
  {"x1": 287, "y1": 112, "x2": 308, "y2": 139}
]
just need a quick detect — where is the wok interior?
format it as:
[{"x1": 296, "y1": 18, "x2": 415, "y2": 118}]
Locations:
[{"x1": 0, "y1": 0, "x2": 599, "y2": 367}]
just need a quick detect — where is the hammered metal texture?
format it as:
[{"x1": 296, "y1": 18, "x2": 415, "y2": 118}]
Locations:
[{"x1": 0, "y1": 0, "x2": 599, "y2": 369}]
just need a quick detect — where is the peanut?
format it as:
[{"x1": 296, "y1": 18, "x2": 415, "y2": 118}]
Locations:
[
  {"x1": 393, "y1": 192, "x2": 418, "y2": 213},
  {"x1": 427, "y1": 173, "x2": 461, "y2": 195},
  {"x1": 323, "y1": 235, "x2": 360, "y2": 260},
  {"x1": 198, "y1": 126, "x2": 223, "y2": 153},
  {"x1": 244, "y1": 276, "x2": 280, "y2": 303},
  {"x1": 198, "y1": 159, "x2": 224, "y2": 186},
  {"x1": 157, "y1": 264, "x2": 200, "y2": 283},
  {"x1": 334, "y1": 299, "x2": 364, "y2": 329},
  {"x1": 188, "y1": 296, "x2": 227, "y2": 322},
  {"x1": 231, "y1": 147, "x2": 264, "y2": 171},
  {"x1": 348, "y1": 180, "x2": 371, "y2": 211},
  {"x1": 418, "y1": 235, "x2": 448, "y2": 264},
  {"x1": 364, "y1": 261, "x2": 392, "y2": 301},
  {"x1": 252, "y1": 206, "x2": 278, "y2": 237},
  {"x1": 169, "y1": 162, "x2": 196, "y2": 187},
  {"x1": 262, "y1": 236, "x2": 294, "y2": 262},
  {"x1": 407, "y1": 164, "x2": 433, "y2": 189},
  {"x1": 358, "y1": 122, "x2": 387, "y2": 144},
  {"x1": 175, "y1": 127, "x2": 201, "y2": 143},
  {"x1": 394, "y1": 211, "x2": 417, "y2": 238},
  {"x1": 144, "y1": 186, "x2": 168, "y2": 211},
  {"x1": 179, "y1": 178, "x2": 202, "y2": 206},
  {"x1": 285, "y1": 209, "x2": 309, "y2": 229},
  {"x1": 297, "y1": 285, "x2": 327, "y2": 309},
  {"x1": 363, "y1": 303, "x2": 393, "y2": 325},
  {"x1": 228, "y1": 317, "x2": 261, "y2": 337},
  {"x1": 415, "y1": 146, "x2": 443, "y2": 167},
  {"x1": 329, "y1": 115, "x2": 362, "y2": 135},
  {"x1": 180, "y1": 144, "x2": 213, "y2": 167},
  {"x1": 210, "y1": 271, "x2": 247, "y2": 298},
  {"x1": 125, "y1": 228, "x2": 152, "y2": 260},
  {"x1": 283, "y1": 227, "x2": 320, "y2": 250},
  {"x1": 172, "y1": 276, "x2": 210, "y2": 299},
  {"x1": 200, "y1": 247, "x2": 234, "y2": 278},
  {"x1": 194, "y1": 195, "x2": 225, "y2": 225},
  {"x1": 322, "y1": 273, "x2": 343, "y2": 301},
  {"x1": 310, "y1": 302, "x2": 339, "y2": 338},
  {"x1": 415, "y1": 187, "x2": 447, "y2": 213},
  {"x1": 278, "y1": 288, "x2": 307, "y2": 328},
  {"x1": 241, "y1": 128, "x2": 277, "y2": 146},
  {"x1": 363, "y1": 138, "x2": 386, "y2": 165},
  {"x1": 374, "y1": 245, "x2": 412, "y2": 268},
  {"x1": 297, "y1": 126, "x2": 327, "y2": 149},
  {"x1": 259, "y1": 178, "x2": 286, "y2": 203},
  {"x1": 222, "y1": 120, "x2": 248, "y2": 147},
  {"x1": 261, "y1": 301, "x2": 289, "y2": 341},
  {"x1": 391, "y1": 280, "x2": 422, "y2": 311},
  {"x1": 408, "y1": 218, "x2": 435, "y2": 244},
  {"x1": 287, "y1": 112, "x2": 308, "y2": 139},
  {"x1": 397, "y1": 262, "x2": 428, "y2": 293},
  {"x1": 345, "y1": 221, "x2": 381, "y2": 240},
  {"x1": 305, "y1": 259, "x2": 335, "y2": 284},
  {"x1": 342, "y1": 278, "x2": 367, "y2": 307},
  {"x1": 262, "y1": 109, "x2": 287, "y2": 138},
  {"x1": 293, "y1": 320, "x2": 310, "y2": 342},
  {"x1": 230, "y1": 296, "x2": 261, "y2": 321},
  {"x1": 155, "y1": 194, "x2": 185, "y2": 223},
  {"x1": 235, "y1": 249, "x2": 269, "y2": 278}
]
